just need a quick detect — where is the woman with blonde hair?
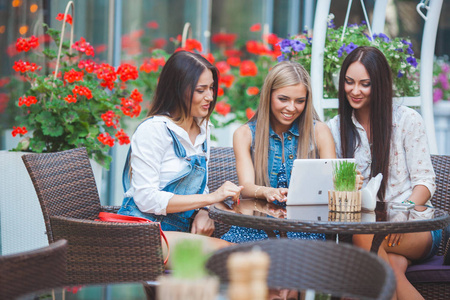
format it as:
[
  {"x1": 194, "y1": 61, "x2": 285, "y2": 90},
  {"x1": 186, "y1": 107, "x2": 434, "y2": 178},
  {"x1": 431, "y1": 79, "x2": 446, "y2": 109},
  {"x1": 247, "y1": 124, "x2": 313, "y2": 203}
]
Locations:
[{"x1": 221, "y1": 61, "x2": 336, "y2": 243}]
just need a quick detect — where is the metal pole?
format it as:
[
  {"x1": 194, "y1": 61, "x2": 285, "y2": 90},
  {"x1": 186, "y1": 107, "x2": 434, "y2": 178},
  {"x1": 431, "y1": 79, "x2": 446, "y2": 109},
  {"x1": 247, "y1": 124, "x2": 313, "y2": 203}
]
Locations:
[
  {"x1": 200, "y1": 0, "x2": 211, "y2": 53},
  {"x1": 263, "y1": 0, "x2": 274, "y2": 33},
  {"x1": 288, "y1": 0, "x2": 300, "y2": 35}
]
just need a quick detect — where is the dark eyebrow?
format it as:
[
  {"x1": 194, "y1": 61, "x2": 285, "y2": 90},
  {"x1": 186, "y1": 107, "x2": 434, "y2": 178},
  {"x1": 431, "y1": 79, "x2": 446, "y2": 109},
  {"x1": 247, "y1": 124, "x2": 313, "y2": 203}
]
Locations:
[
  {"x1": 345, "y1": 76, "x2": 370, "y2": 82},
  {"x1": 196, "y1": 83, "x2": 214, "y2": 88}
]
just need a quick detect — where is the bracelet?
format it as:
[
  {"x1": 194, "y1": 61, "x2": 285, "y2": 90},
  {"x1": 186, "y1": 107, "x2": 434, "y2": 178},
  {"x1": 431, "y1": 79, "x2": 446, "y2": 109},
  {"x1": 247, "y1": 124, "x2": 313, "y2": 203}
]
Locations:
[
  {"x1": 199, "y1": 207, "x2": 209, "y2": 211},
  {"x1": 254, "y1": 186, "x2": 263, "y2": 199},
  {"x1": 402, "y1": 200, "x2": 415, "y2": 205}
]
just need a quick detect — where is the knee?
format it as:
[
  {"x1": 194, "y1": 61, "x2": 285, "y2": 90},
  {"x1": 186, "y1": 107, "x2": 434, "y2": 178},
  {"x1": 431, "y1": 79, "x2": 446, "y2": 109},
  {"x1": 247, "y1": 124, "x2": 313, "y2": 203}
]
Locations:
[
  {"x1": 352, "y1": 234, "x2": 372, "y2": 251},
  {"x1": 388, "y1": 253, "x2": 409, "y2": 273}
]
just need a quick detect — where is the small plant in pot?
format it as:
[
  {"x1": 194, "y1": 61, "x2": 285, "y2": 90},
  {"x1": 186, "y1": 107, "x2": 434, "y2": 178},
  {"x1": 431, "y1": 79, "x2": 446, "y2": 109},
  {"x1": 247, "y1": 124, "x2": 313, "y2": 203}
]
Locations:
[
  {"x1": 157, "y1": 239, "x2": 219, "y2": 300},
  {"x1": 328, "y1": 161, "x2": 361, "y2": 213}
]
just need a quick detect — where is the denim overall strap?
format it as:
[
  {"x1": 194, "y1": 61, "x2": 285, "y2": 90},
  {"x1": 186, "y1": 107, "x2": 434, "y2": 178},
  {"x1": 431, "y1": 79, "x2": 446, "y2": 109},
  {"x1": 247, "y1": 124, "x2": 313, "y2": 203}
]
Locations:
[{"x1": 119, "y1": 119, "x2": 208, "y2": 232}]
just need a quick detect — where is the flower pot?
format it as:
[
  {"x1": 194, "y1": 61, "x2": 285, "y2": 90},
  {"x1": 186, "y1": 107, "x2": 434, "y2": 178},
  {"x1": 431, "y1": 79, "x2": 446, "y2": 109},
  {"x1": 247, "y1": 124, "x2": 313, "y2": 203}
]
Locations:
[
  {"x1": 328, "y1": 190, "x2": 362, "y2": 212},
  {"x1": 156, "y1": 275, "x2": 219, "y2": 300}
]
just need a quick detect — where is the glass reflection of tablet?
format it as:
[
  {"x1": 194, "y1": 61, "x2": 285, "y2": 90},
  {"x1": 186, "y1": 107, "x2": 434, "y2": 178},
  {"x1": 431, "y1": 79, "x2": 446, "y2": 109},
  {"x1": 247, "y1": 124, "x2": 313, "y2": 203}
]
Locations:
[{"x1": 286, "y1": 205, "x2": 329, "y2": 221}]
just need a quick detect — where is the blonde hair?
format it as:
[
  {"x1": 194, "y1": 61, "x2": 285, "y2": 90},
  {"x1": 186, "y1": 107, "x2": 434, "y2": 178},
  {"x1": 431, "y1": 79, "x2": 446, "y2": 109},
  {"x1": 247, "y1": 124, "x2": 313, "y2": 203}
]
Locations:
[{"x1": 251, "y1": 61, "x2": 320, "y2": 186}]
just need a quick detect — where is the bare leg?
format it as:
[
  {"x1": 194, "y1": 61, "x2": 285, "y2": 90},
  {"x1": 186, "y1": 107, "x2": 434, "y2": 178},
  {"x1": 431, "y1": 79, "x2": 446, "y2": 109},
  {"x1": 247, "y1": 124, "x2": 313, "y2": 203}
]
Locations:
[
  {"x1": 388, "y1": 253, "x2": 423, "y2": 300},
  {"x1": 353, "y1": 232, "x2": 432, "y2": 300},
  {"x1": 162, "y1": 231, "x2": 233, "y2": 267}
]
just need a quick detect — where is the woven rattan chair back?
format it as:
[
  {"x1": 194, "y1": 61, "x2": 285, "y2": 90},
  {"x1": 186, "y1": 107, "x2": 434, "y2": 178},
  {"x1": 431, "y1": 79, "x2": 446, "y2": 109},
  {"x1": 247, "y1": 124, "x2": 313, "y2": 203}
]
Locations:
[
  {"x1": 208, "y1": 147, "x2": 239, "y2": 191},
  {"x1": 22, "y1": 148, "x2": 102, "y2": 243},
  {"x1": 431, "y1": 155, "x2": 450, "y2": 255},
  {"x1": 209, "y1": 147, "x2": 238, "y2": 238},
  {"x1": 206, "y1": 239, "x2": 396, "y2": 300},
  {"x1": 0, "y1": 239, "x2": 67, "y2": 300}
]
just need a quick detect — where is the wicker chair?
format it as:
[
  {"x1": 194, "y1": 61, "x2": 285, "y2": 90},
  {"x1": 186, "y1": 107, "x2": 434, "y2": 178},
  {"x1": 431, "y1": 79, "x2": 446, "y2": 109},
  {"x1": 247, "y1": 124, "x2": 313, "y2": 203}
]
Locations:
[
  {"x1": 22, "y1": 148, "x2": 165, "y2": 285},
  {"x1": 0, "y1": 239, "x2": 67, "y2": 300},
  {"x1": 208, "y1": 147, "x2": 239, "y2": 238},
  {"x1": 405, "y1": 154, "x2": 450, "y2": 299},
  {"x1": 206, "y1": 239, "x2": 396, "y2": 300}
]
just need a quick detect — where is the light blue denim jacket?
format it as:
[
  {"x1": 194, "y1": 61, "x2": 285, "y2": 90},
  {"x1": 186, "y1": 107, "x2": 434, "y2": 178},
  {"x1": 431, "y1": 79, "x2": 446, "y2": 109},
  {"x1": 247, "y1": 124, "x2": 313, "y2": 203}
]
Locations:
[
  {"x1": 118, "y1": 118, "x2": 208, "y2": 232},
  {"x1": 248, "y1": 120, "x2": 300, "y2": 188}
]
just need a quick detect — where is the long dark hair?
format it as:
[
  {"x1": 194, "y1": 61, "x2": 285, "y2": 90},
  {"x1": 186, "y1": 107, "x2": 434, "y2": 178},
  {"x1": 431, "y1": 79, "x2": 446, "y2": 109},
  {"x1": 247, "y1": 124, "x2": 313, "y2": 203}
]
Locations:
[
  {"x1": 338, "y1": 46, "x2": 393, "y2": 201},
  {"x1": 147, "y1": 50, "x2": 219, "y2": 123}
]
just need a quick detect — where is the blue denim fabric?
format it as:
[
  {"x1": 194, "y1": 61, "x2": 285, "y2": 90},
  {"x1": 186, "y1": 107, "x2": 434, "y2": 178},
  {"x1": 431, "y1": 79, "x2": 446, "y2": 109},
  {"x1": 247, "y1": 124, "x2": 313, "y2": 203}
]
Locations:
[
  {"x1": 118, "y1": 119, "x2": 207, "y2": 232},
  {"x1": 248, "y1": 120, "x2": 299, "y2": 187}
]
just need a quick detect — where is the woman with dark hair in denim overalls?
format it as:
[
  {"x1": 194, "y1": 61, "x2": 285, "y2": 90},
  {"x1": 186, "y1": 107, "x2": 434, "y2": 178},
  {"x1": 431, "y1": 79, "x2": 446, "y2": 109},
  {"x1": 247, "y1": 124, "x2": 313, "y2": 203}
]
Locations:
[{"x1": 118, "y1": 51, "x2": 242, "y2": 250}]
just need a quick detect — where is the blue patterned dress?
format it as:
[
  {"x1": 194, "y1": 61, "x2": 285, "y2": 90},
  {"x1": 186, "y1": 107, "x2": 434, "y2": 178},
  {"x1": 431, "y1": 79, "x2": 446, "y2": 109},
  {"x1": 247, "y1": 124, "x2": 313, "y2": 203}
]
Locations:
[{"x1": 220, "y1": 163, "x2": 325, "y2": 243}]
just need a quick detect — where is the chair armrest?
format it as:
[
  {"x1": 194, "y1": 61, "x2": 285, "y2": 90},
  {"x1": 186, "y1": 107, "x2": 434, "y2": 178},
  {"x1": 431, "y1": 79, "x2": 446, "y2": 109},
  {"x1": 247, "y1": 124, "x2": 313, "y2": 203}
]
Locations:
[
  {"x1": 444, "y1": 224, "x2": 450, "y2": 265},
  {"x1": 49, "y1": 215, "x2": 164, "y2": 285},
  {"x1": 100, "y1": 205, "x2": 121, "y2": 213}
]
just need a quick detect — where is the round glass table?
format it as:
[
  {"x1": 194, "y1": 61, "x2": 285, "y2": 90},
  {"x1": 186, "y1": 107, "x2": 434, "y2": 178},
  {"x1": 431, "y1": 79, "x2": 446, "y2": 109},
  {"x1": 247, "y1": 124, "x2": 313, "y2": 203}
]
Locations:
[{"x1": 209, "y1": 199, "x2": 450, "y2": 252}]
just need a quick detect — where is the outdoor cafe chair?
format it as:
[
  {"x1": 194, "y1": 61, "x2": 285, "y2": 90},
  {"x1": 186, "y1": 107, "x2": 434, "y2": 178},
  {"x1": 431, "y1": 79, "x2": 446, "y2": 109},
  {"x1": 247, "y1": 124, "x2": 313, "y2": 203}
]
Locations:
[
  {"x1": 405, "y1": 154, "x2": 450, "y2": 299},
  {"x1": 208, "y1": 147, "x2": 238, "y2": 238},
  {"x1": 22, "y1": 147, "x2": 165, "y2": 285},
  {"x1": 0, "y1": 239, "x2": 67, "y2": 300},
  {"x1": 206, "y1": 238, "x2": 396, "y2": 300}
]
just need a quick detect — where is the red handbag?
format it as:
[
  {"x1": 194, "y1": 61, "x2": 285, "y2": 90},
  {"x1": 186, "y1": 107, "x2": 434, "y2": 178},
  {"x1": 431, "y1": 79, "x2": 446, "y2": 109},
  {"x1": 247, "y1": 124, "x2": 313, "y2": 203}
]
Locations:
[{"x1": 96, "y1": 212, "x2": 169, "y2": 265}]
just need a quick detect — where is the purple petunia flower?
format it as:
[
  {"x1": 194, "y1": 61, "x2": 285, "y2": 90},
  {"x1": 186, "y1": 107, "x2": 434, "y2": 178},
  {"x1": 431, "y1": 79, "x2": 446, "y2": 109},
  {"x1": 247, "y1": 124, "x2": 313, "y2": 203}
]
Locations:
[
  {"x1": 442, "y1": 63, "x2": 450, "y2": 74},
  {"x1": 401, "y1": 40, "x2": 413, "y2": 47},
  {"x1": 396, "y1": 48, "x2": 404, "y2": 52},
  {"x1": 433, "y1": 88, "x2": 443, "y2": 103},
  {"x1": 361, "y1": 20, "x2": 366, "y2": 25},
  {"x1": 344, "y1": 42, "x2": 358, "y2": 54},
  {"x1": 280, "y1": 39, "x2": 292, "y2": 49},
  {"x1": 307, "y1": 37, "x2": 312, "y2": 45},
  {"x1": 337, "y1": 44, "x2": 346, "y2": 58},
  {"x1": 397, "y1": 71, "x2": 404, "y2": 78},
  {"x1": 348, "y1": 23, "x2": 357, "y2": 28},
  {"x1": 375, "y1": 33, "x2": 390, "y2": 42},
  {"x1": 407, "y1": 56, "x2": 418, "y2": 68},
  {"x1": 406, "y1": 47, "x2": 414, "y2": 55},
  {"x1": 277, "y1": 54, "x2": 288, "y2": 62},
  {"x1": 291, "y1": 40, "x2": 306, "y2": 52},
  {"x1": 364, "y1": 33, "x2": 374, "y2": 42},
  {"x1": 328, "y1": 19, "x2": 336, "y2": 29}
]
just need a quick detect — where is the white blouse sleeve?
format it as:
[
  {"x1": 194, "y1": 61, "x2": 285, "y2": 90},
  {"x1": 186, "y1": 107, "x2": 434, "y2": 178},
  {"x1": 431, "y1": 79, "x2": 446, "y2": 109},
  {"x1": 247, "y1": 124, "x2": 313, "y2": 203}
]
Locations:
[
  {"x1": 402, "y1": 109, "x2": 436, "y2": 197},
  {"x1": 327, "y1": 115, "x2": 343, "y2": 158},
  {"x1": 130, "y1": 121, "x2": 174, "y2": 215}
]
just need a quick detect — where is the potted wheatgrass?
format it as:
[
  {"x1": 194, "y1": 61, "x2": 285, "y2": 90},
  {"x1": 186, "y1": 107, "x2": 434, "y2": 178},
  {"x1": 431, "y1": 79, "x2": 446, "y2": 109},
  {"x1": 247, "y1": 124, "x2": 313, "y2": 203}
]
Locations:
[{"x1": 328, "y1": 161, "x2": 362, "y2": 213}]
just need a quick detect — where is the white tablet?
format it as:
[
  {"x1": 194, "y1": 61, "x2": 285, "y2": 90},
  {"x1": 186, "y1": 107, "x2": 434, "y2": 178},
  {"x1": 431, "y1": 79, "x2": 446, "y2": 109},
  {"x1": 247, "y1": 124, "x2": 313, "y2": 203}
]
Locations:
[{"x1": 286, "y1": 158, "x2": 356, "y2": 205}]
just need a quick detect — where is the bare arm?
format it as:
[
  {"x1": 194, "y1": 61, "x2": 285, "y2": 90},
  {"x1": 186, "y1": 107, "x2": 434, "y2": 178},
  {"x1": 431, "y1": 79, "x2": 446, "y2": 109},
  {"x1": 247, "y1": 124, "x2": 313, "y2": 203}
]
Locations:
[
  {"x1": 314, "y1": 121, "x2": 336, "y2": 159},
  {"x1": 408, "y1": 185, "x2": 431, "y2": 206},
  {"x1": 166, "y1": 181, "x2": 242, "y2": 213},
  {"x1": 233, "y1": 124, "x2": 287, "y2": 202}
]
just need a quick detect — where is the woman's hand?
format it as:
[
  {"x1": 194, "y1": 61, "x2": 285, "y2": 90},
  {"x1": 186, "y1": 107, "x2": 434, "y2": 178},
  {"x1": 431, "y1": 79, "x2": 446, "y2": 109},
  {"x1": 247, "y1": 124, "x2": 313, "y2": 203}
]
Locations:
[
  {"x1": 190, "y1": 209, "x2": 214, "y2": 236},
  {"x1": 263, "y1": 187, "x2": 288, "y2": 203},
  {"x1": 385, "y1": 233, "x2": 403, "y2": 248},
  {"x1": 212, "y1": 181, "x2": 243, "y2": 203}
]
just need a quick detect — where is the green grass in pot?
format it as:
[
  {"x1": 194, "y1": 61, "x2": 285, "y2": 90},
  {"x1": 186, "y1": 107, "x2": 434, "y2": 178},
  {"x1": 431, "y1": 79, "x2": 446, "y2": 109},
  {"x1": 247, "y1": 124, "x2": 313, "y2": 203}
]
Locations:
[{"x1": 333, "y1": 161, "x2": 357, "y2": 192}]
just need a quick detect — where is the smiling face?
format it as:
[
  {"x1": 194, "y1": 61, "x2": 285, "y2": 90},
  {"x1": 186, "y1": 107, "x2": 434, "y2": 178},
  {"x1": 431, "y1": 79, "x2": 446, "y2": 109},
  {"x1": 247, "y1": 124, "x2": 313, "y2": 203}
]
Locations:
[
  {"x1": 344, "y1": 61, "x2": 372, "y2": 112},
  {"x1": 190, "y1": 68, "x2": 215, "y2": 119},
  {"x1": 270, "y1": 83, "x2": 307, "y2": 134}
]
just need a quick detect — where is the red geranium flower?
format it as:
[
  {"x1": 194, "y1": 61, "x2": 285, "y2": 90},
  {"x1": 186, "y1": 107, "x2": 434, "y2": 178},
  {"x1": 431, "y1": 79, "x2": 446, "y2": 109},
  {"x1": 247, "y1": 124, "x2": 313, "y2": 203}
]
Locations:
[
  {"x1": 219, "y1": 74, "x2": 235, "y2": 88},
  {"x1": 211, "y1": 33, "x2": 238, "y2": 47},
  {"x1": 72, "y1": 86, "x2": 92, "y2": 99},
  {"x1": 64, "y1": 94, "x2": 77, "y2": 103},
  {"x1": 246, "y1": 86, "x2": 259, "y2": 96},
  {"x1": 202, "y1": 53, "x2": 215, "y2": 64},
  {"x1": 64, "y1": 69, "x2": 84, "y2": 83},
  {"x1": 11, "y1": 126, "x2": 28, "y2": 137},
  {"x1": 184, "y1": 39, "x2": 203, "y2": 52},
  {"x1": 146, "y1": 21, "x2": 159, "y2": 29},
  {"x1": 215, "y1": 101, "x2": 231, "y2": 116},
  {"x1": 250, "y1": 23, "x2": 261, "y2": 32},
  {"x1": 116, "y1": 63, "x2": 139, "y2": 82},
  {"x1": 240, "y1": 60, "x2": 258, "y2": 77},
  {"x1": 18, "y1": 95, "x2": 38, "y2": 107},
  {"x1": 55, "y1": 13, "x2": 73, "y2": 25},
  {"x1": 97, "y1": 133, "x2": 115, "y2": 147},
  {"x1": 152, "y1": 38, "x2": 167, "y2": 49},
  {"x1": 227, "y1": 57, "x2": 240, "y2": 67},
  {"x1": 217, "y1": 87, "x2": 224, "y2": 97},
  {"x1": 224, "y1": 49, "x2": 242, "y2": 57},
  {"x1": 115, "y1": 129, "x2": 130, "y2": 145},
  {"x1": 72, "y1": 37, "x2": 95, "y2": 57},
  {"x1": 101, "y1": 110, "x2": 120, "y2": 129},
  {"x1": 246, "y1": 107, "x2": 255, "y2": 120},
  {"x1": 215, "y1": 61, "x2": 230, "y2": 75}
]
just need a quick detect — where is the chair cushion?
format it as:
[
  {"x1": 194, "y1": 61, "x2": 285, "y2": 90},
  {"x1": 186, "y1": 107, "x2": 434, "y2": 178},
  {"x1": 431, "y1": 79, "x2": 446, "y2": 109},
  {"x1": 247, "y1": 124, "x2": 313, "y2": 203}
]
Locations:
[{"x1": 406, "y1": 255, "x2": 450, "y2": 283}]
